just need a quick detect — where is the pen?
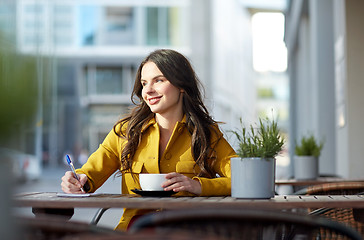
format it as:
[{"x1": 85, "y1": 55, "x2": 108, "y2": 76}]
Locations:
[{"x1": 66, "y1": 154, "x2": 85, "y2": 193}]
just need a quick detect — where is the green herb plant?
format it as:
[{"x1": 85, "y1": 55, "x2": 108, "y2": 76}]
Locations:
[
  {"x1": 231, "y1": 117, "x2": 284, "y2": 158},
  {"x1": 295, "y1": 134, "x2": 324, "y2": 157}
]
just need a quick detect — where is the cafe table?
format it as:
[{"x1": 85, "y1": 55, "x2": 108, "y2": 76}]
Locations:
[
  {"x1": 13, "y1": 192, "x2": 364, "y2": 211},
  {"x1": 14, "y1": 193, "x2": 364, "y2": 240}
]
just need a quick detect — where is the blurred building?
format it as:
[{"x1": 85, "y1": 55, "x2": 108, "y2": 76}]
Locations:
[
  {"x1": 15, "y1": 0, "x2": 194, "y2": 166},
  {"x1": 285, "y1": 0, "x2": 364, "y2": 178},
  {"x1": 7, "y1": 0, "x2": 290, "y2": 173},
  {"x1": 11, "y1": 0, "x2": 258, "y2": 167}
]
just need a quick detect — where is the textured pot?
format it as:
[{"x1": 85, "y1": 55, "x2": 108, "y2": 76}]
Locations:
[
  {"x1": 231, "y1": 157, "x2": 276, "y2": 199},
  {"x1": 294, "y1": 155, "x2": 318, "y2": 180}
]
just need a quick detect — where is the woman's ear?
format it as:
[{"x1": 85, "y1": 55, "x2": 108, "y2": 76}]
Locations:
[{"x1": 180, "y1": 89, "x2": 185, "y2": 93}]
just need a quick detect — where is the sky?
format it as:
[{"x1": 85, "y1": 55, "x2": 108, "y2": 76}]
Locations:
[{"x1": 251, "y1": 12, "x2": 287, "y2": 72}]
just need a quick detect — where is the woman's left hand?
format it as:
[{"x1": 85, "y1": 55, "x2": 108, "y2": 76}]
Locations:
[{"x1": 162, "y1": 172, "x2": 201, "y2": 195}]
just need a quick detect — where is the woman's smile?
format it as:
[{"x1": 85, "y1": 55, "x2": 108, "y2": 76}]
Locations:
[{"x1": 147, "y1": 96, "x2": 162, "y2": 105}]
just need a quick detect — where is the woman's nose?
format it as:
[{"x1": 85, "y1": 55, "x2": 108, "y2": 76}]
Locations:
[{"x1": 144, "y1": 83, "x2": 155, "y2": 93}]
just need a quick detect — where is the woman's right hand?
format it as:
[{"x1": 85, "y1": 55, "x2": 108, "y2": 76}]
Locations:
[{"x1": 61, "y1": 171, "x2": 88, "y2": 193}]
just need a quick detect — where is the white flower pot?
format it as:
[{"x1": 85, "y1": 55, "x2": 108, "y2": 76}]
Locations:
[
  {"x1": 231, "y1": 157, "x2": 276, "y2": 199},
  {"x1": 294, "y1": 155, "x2": 318, "y2": 180}
]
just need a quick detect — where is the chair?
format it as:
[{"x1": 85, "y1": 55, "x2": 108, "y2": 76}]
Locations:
[
  {"x1": 293, "y1": 181, "x2": 364, "y2": 195},
  {"x1": 294, "y1": 181, "x2": 364, "y2": 239},
  {"x1": 91, "y1": 207, "x2": 110, "y2": 225},
  {"x1": 128, "y1": 208, "x2": 362, "y2": 240},
  {"x1": 17, "y1": 215, "x2": 124, "y2": 240},
  {"x1": 18, "y1": 215, "x2": 196, "y2": 240}
]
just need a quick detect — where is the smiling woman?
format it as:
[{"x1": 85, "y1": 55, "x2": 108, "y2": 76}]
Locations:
[{"x1": 61, "y1": 49, "x2": 236, "y2": 231}]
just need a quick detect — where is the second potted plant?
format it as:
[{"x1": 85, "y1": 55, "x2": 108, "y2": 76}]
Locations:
[
  {"x1": 294, "y1": 134, "x2": 324, "y2": 180},
  {"x1": 230, "y1": 117, "x2": 284, "y2": 199}
]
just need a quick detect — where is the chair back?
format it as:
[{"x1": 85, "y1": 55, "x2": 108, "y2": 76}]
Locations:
[
  {"x1": 294, "y1": 181, "x2": 364, "y2": 195},
  {"x1": 129, "y1": 208, "x2": 362, "y2": 240},
  {"x1": 294, "y1": 181, "x2": 364, "y2": 239}
]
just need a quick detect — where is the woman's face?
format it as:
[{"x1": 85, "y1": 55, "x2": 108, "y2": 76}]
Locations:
[{"x1": 141, "y1": 61, "x2": 183, "y2": 118}]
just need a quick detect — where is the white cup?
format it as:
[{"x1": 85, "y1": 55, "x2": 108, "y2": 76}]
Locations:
[{"x1": 139, "y1": 173, "x2": 167, "y2": 191}]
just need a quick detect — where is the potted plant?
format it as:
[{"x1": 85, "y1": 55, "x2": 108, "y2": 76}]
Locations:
[
  {"x1": 294, "y1": 134, "x2": 324, "y2": 180},
  {"x1": 230, "y1": 117, "x2": 284, "y2": 199}
]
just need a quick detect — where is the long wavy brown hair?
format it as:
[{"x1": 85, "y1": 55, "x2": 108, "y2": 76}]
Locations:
[{"x1": 114, "y1": 49, "x2": 218, "y2": 178}]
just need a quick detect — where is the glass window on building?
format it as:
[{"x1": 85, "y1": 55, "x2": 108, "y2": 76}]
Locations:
[
  {"x1": 25, "y1": 4, "x2": 43, "y2": 14},
  {"x1": 103, "y1": 7, "x2": 134, "y2": 45},
  {"x1": 146, "y1": 7, "x2": 170, "y2": 45},
  {"x1": 24, "y1": 35, "x2": 44, "y2": 45},
  {"x1": 78, "y1": 5, "x2": 99, "y2": 46},
  {"x1": 95, "y1": 66, "x2": 123, "y2": 95},
  {"x1": 53, "y1": 35, "x2": 73, "y2": 46},
  {"x1": 24, "y1": 19, "x2": 43, "y2": 29},
  {"x1": 84, "y1": 65, "x2": 134, "y2": 97},
  {"x1": 0, "y1": 3, "x2": 15, "y2": 41},
  {"x1": 53, "y1": 5, "x2": 74, "y2": 47},
  {"x1": 79, "y1": 6, "x2": 134, "y2": 46},
  {"x1": 53, "y1": 5, "x2": 71, "y2": 14}
]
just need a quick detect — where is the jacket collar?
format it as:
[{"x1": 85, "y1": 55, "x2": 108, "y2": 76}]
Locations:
[
  {"x1": 141, "y1": 114, "x2": 186, "y2": 133},
  {"x1": 141, "y1": 117, "x2": 156, "y2": 133}
]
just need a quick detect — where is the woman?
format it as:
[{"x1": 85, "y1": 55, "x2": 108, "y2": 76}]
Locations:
[{"x1": 61, "y1": 49, "x2": 236, "y2": 231}]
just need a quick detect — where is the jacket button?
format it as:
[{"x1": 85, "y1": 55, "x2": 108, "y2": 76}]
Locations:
[{"x1": 164, "y1": 152, "x2": 172, "y2": 160}]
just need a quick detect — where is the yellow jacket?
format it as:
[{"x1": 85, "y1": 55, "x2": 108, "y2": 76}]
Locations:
[{"x1": 76, "y1": 117, "x2": 236, "y2": 231}]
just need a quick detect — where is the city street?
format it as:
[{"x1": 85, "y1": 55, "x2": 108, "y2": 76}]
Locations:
[{"x1": 13, "y1": 166, "x2": 123, "y2": 229}]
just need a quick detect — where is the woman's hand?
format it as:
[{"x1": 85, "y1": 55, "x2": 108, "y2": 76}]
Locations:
[
  {"x1": 61, "y1": 171, "x2": 88, "y2": 193},
  {"x1": 162, "y1": 172, "x2": 201, "y2": 195}
]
